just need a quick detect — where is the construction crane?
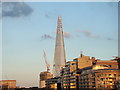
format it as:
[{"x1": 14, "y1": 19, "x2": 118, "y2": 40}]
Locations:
[{"x1": 43, "y1": 50, "x2": 50, "y2": 72}]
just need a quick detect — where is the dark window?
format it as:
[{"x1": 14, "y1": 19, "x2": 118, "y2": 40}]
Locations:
[
  {"x1": 72, "y1": 63, "x2": 76, "y2": 65},
  {"x1": 114, "y1": 74, "x2": 116, "y2": 77}
]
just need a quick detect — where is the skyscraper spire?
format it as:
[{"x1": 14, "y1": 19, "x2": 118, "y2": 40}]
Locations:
[
  {"x1": 57, "y1": 16, "x2": 62, "y2": 30},
  {"x1": 53, "y1": 16, "x2": 66, "y2": 77}
]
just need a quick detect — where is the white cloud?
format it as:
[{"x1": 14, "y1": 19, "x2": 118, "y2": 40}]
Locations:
[{"x1": 63, "y1": 32, "x2": 72, "y2": 39}]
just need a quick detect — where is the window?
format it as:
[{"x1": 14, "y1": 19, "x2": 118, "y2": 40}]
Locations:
[
  {"x1": 72, "y1": 63, "x2": 76, "y2": 65},
  {"x1": 114, "y1": 74, "x2": 116, "y2": 77},
  {"x1": 109, "y1": 81, "x2": 112, "y2": 83},
  {"x1": 101, "y1": 78, "x2": 103, "y2": 81}
]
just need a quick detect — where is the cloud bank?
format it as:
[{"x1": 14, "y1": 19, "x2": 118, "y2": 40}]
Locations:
[{"x1": 2, "y1": 2, "x2": 33, "y2": 18}]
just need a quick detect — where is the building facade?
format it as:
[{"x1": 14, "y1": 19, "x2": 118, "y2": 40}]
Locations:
[
  {"x1": 61, "y1": 61, "x2": 77, "y2": 89},
  {"x1": 46, "y1": 77, "x2": 61, "y2": 89},
  {"x1": 60, "y1": 54, "x2": 120, "y2": 89},
  {"x1": 0, "y1": 80, "x2": 16, "y2": 89},
  {"x1": 78, "y1": 57, "x2": 119, "y2": 89},
  {"x1": 39, "y1": 71, "x2": 53, "y2": 88},
  {"x1": 79, "y1": 69, "x2": 120, "y2": 89}
]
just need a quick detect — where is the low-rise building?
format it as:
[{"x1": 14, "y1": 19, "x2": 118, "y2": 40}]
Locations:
[
  {"x1": 39, "y1": 71, "x2": 53, "y2": 88},
  {"x1": 0, "y1": 80, "x2": 16, "y2": 89}
]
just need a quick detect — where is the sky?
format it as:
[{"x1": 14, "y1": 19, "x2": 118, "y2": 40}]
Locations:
[{"x1": 1, "y1": 1, "x2": 118, "y2": 87}]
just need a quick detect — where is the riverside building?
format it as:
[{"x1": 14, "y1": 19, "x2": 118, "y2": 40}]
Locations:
[{"x1": 60, "y1": 54, "x2": 120, "y2": 89}]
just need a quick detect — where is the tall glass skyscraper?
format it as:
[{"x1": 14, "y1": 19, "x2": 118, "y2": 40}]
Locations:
[{"x1": 53, "y1": 16, "x2": 66, "y2": 77}]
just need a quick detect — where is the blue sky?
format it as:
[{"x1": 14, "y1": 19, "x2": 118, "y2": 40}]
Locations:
[{"x1": 2, "y1": 2, "x2": 118, "y2": 87}]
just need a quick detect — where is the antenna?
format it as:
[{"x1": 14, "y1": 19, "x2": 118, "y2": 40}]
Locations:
[
  {"x1": 80, "y1": 50, "x2": 83, "y2": 57},
  {"x1": 43, "y1": 50, "x2": 50, "y2": 72}
]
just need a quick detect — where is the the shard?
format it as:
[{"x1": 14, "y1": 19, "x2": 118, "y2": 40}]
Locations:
[{"x1": 53, "y1": 16, "x2": 66, "y2": 77}]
